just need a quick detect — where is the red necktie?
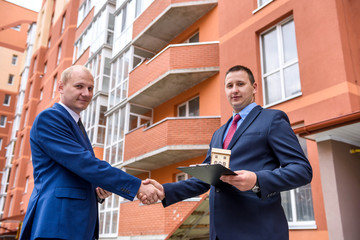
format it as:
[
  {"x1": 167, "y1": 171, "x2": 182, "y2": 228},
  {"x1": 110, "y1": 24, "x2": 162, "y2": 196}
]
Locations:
[{"x1": 223, "y1": 114, "x2": 241, "y2": 149}]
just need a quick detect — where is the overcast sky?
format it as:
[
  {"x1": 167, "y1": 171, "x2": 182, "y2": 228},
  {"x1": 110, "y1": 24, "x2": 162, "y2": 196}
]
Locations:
[{"x1": 5, "y1": 0, "x2": 42, "y2": 12}]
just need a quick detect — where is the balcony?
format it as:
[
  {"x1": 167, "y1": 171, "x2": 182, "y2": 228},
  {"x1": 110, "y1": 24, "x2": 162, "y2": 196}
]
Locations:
[
  {"x1": 128, "y1": 42, "x2": 219, "y2": 108},
  {"x1": 122, "y1": 117, "x2": 220, "y2": 173},
  {"x1": 132, "y1": 0, "x2": 218, "y2": 53}
]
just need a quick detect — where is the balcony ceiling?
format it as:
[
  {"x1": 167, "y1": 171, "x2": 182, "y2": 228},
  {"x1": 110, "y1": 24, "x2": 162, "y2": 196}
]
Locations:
[
  {"x1": 304, "y1": 122, "x2": 360, "y2": 148},
  {"x1": 128, "y1": 68, "x2": 219, "y2": 108},
  {"x1": 133, "y1": 0, "x2": 218, "y2": 53},
  {"x1": 122, "y1": 145, "x2": 209, "y2": 175}
]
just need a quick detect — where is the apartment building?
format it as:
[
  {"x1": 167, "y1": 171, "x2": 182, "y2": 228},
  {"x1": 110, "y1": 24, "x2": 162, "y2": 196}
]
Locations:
[
  {"x1": 1, "y1": 0, "x2": 359, "y2": 239},
  {"x1": 0, "y1": 1, "x2": 37, "y2": 238}
]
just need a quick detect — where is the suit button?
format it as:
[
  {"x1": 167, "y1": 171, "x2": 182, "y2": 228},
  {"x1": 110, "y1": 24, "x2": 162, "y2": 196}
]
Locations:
[{"x1": 215, "y1": 188, "x2": 220, "y2": 193}]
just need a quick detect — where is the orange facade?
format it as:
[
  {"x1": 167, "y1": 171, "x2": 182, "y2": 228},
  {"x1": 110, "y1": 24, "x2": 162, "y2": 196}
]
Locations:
[{"x1": 1, "y1": 0, "x2": 359, "y2": 239}]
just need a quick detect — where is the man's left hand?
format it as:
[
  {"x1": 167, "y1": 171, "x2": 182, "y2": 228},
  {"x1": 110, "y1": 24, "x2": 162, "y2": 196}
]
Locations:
[{"x1": 220, "y1": 170, "x2": 257, "y2": 191}]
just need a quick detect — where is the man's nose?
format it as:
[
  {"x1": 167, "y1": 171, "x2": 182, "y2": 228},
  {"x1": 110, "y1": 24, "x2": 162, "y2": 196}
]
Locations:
[{"x1": 82, "y1": 88, "x2": 92, "y2": 96}]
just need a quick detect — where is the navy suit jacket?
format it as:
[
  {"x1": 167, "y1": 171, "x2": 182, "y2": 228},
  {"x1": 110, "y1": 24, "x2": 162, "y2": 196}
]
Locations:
[
  {"x1": 20, "y1": 103, "x2": 141, "y2": 240},
  {"x1": 163, "y1": 105, "x2": 312, "y2": 240}
]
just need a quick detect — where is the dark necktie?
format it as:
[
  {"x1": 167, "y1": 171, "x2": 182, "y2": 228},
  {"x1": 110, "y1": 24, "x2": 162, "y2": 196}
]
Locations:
[
  {"x1": 77, "y1": 118, "x2": 87, "y2": 137},
  {"x1": 223, "y1": 114, "x2": 241, "y2": 149}
]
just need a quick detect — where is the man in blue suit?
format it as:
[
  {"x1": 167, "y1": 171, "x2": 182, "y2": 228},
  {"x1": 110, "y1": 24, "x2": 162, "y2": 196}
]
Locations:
[
  {"x1": 20, "y1": 65, "x2": 162, "y2": 240},
  {"x1": 144, "y1": 65, "x2": 313, "y2": 240}
]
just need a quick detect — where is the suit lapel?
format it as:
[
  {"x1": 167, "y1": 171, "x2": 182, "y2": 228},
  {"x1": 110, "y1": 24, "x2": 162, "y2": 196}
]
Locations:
[
  {"x1": 53, "y1": 103, "x2": 95, "y2": 155},
  {"x1": 227, "y1": 105, "x2": 262, "y2": 149}
]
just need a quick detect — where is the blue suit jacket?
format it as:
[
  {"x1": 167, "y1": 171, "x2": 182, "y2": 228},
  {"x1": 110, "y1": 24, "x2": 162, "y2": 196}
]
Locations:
[
  {"x1": 20, "y1": 103, "x2": 141, "y2": 240},
  {"x1": 163, "y1": 105, "x2": 312, "y2": 240}
]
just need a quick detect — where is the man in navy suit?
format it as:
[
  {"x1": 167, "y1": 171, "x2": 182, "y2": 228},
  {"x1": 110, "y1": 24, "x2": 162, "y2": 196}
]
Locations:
[
  {"x1": 144, "y1": 65, "x2": 312, "y2": 240},
  {"x1": 20, "y1": 65, "x2": 162, "y2": 240}
]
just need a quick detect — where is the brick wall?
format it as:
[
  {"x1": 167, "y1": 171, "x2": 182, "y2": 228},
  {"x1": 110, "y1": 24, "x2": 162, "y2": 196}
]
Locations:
[
  {"x1": 124, "y1": 117, "x2": 220, "y2": 161},
  {"x1": 118, "y1": 199, "x2": 199, "y2": 237},
  {"x1": 129, "y1": 43, "x2": 219, "y2": 97}
]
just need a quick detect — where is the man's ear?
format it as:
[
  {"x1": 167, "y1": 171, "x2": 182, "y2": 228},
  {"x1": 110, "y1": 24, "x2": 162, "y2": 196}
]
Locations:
[
  {"x1": 58, "y1": 80, "x2": 64, "y2": 94},
  {"x1": 252, "y1": 82, "x2": 257, "y2": 94}
]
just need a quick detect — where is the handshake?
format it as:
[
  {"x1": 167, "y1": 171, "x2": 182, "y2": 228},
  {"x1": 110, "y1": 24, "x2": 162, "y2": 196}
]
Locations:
[{"x1": 137, "y1": 179, "x2": 165, "y2": 205}]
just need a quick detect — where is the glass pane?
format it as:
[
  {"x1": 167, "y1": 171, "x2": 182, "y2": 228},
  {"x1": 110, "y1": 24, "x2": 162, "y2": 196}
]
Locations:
[
  {"x1": 120, "y1": 107, "x2": 125, "y2": 139},
  {"x1": 281, "y1": 191, "x2": 293, "y2": 221},
  {"x1": 113, "y1": 111, "x2": 119, "y2": 142},
  {"x1": 99, "y1": 106, "x2": 107, "y2": 125},
  {"x1": 106, "y1": 115, "x2": 113, "y2": 145},
  {"x1": 111, "y1": 211, "x2": 118, "y2": 234},
  {"x1": 178, "y1": 105, "x2": 186, "y2": 117},
  {"x1": 97, "y1": 127, "x2": 105, "y2": 144},
  {"x1": 104, "y1": 58, "x2": 111, "y2": 75},
  {"x1": 264, "y1": 71, "x2": 281, "y2": 104},
  {"x1": 117, "y1": 141, "x2": 123, "y2": 162},
  {"x1": 262, "y1": 28, "x2": 279, "y2": 73},
  {"x1": 111, "y1": 146, "x2": 116, "y2": 165},
  {"x1": 189, "y1": 32, "x2": 199, "y2": 43},
  {"x1": 283, "y1": 63, "x2": 301, "y2": 98},
  {"x1": 105, "y1": 147, "x2": 110, "y2": 164},
  {"x1": 111, "y1": 62, "x2": 117, "y2": 90},
  {"x1": 188, "y1": 97, "x2": 199, "y2": 116},
  {"x1": 117, "y1": 57, "x2": 123, "y2": 84},
  {"x1": 108, "y1": 14, "x2": 115, "y2": 30},
  {"x1": 259, "y1": 0, "x2": 272, "y2": 7},
  {"x1": 295, "y1": 184, "x2": 315, "y2": 221},
  {"x1": 121, "y1": 81, "x2": 127, "y2": 100},
  {"x1": 102, "y1": 76, "x2": 110, "y2": 92},
  {"x1": 282, "y1": 20, "x2": 298, "y2": 63},
  {"x1": 129, "y1": 115, "x2": 138, "y2": 131},
  {"x1": 105, "y1": 212, "x2": 111, "y2": 233},
  {"x1": 99, "y1": 212, "x2": 104, "y2": 233},
  {"x1": 107, "y1": 194, "x2": 113, "y2": 208}
]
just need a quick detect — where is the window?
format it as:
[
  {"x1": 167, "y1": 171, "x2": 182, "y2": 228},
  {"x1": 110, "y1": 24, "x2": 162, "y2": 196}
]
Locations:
[
  {"x1": 178, "y1": 96, "x2": 199, "y2": 117},
  {"x1": 0, "y1": 116, "x2": 7, "y2": 128},
  {"x1": 128, "y1": 104, "x2": 151, "y2": 131},
  {"x1": 11, "y1": 25, "x2": 21, "y2": 31},
  {"x1": 44, "y1": 62, "x2": 47, "y2": 74},
  {"x1": 57, "y1": 44, "x2": 62, "y2": 65},
  {"x1": 3, "y1": 95, "x2": 11, "y2": 106},
  {"x1": 109, "y1": 50, "x2": 131, "y2": 108},
  {"x1": 24, "y1": 177, "x2": 29, "y2": 194},
  {"x1": 99, "y1": 194, "x2": 119, "y2": 236},
  {"x1": 258, "y1": 0, "x2": 272, "y2": 8},
  {"x1": 184, "y1": 32, "x2": 199, "y2": 43},
  {"x1": 260, "y1": 18, "x2": 301, "y2": 106},
  {"x1": 0, "y1": 138, "x2": 2, "y2": 150},
  {"x1": 52, "y1": 75, "x2": 57, "y2": 99},
  {"x1": 176, "y1": 172, "x2": 188, "y2": 182},
  {"x1": 48, "y1": 37, "x2": 51, "y2": 48},
  {"x1": 28, "y1": 82, "x2": 33, "y2": 101},
  {"x1": 8, "y1": 75, "x2": 14, "y2": 85},
  {"x1": 40, "y1": 88, "x2": 44, "y2": 101},
  {"x1": 281, "y1": 134, "x2": 315, "y2": 228},
  {"x1": 11, "y1": 55, "x2": 18, "y2": 65},
  {"x1": 61, "y1": 13, "x2": 66, "y2": 34}
]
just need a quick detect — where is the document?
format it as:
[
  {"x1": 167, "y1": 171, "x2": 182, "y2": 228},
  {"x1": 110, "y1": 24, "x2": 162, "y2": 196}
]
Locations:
[{"x1": 177, "y1": 164, "x2": 236, "y2": 186}]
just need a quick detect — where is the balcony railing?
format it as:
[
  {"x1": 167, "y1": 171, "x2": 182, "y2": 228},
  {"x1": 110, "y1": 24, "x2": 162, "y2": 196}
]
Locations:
[
  {"x1": 122, "y1": 117, "x2": 220, "y2": 173},
  {"x1": 128, "y1": 42, "x2": 219, "y2": 108},
  {"x1": 132, "y1": 0, "x2": 218, "y2": 53}
]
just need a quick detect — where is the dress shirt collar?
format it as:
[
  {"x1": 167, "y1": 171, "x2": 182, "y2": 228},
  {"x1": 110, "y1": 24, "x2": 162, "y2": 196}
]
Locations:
[
  {"x1": 58, "y1": 102, "x2": 80, "y2": 123},
  {"x1": 233, "y1": 102, "x2": 257, "y2": 120}
]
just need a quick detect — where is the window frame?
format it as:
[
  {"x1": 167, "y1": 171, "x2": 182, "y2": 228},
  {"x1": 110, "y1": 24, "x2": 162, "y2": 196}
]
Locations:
[
  {"x1": 0, "y1": 116, "x2": 7, "y2": 128},
  {"x1": 3, "y1": 95, "x2": 11, "y2": 106},
  {"x1": 177, "y1": 96, "x2": 200, "y2": 117},
  {"x1": 259, "y1": 16, "x2": 302, "y2": 107},
  {"x1": 11, "y1": 55, "x2": 18, "y2": 65},
  {"x1": 8, "y1": 74, "x2": 14, "y2": 85}
]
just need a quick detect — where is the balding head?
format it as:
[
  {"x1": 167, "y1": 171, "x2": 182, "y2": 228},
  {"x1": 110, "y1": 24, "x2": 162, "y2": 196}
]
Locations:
[{"x1": 61, "y1": 65, "x2": 93, "y2": 85}]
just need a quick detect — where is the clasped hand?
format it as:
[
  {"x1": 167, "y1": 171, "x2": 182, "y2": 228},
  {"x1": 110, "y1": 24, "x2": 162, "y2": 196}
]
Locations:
[{"x1": 137, "y1": 179, "x2": 165, "y2": 205}]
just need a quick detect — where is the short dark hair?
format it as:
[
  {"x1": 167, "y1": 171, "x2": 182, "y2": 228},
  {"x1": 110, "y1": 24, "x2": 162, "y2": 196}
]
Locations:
[{"x1": 225, "y1": 65, "x2": 255, "y2": 84}]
